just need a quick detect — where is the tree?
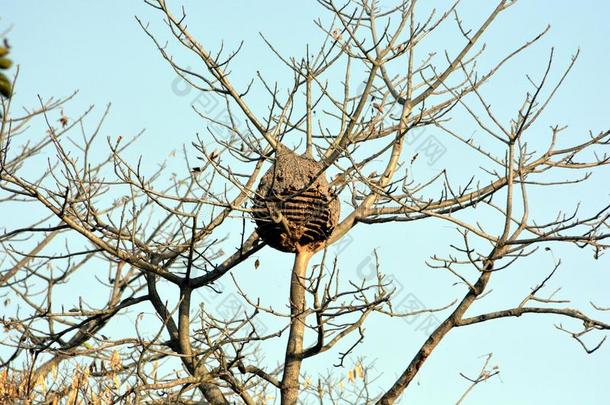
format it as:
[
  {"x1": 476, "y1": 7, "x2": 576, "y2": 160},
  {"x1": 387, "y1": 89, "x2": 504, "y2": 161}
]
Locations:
[{"x1": 1, "y1": 1, "x2": 609, "y2": 404}]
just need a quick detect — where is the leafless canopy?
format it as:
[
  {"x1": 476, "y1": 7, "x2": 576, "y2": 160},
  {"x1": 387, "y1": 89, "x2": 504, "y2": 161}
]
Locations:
[{"x1": 1, "y1": 1, "x2": 609, "y2": 404}]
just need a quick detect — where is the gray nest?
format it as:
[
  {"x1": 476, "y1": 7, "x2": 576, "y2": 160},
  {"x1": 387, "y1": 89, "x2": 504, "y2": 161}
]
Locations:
[{"x1": 252, "y1": 145, "x2": 340, "y2": 253}]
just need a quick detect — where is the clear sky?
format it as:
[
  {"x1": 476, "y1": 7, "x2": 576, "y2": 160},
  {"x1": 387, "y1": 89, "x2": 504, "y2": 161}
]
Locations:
[{"x1": 3, "y1": 1, "x2": 610, "y2": 404}]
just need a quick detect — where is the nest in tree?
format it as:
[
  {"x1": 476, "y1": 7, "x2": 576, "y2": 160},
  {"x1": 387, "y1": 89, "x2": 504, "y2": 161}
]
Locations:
[{"x1": 252, "y1": 145, "x2": 340, "y2": 253}]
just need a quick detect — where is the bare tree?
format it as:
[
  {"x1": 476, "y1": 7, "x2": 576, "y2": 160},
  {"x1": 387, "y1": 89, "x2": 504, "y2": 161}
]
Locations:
[{"x1": 1, "y1": 1, "x2": 609, "y2": 404}]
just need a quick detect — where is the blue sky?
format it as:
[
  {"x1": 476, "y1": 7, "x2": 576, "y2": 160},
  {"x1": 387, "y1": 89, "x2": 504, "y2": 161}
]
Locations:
[{"x1": 3, "y1": 1, "x2": 610, "y2": 404}]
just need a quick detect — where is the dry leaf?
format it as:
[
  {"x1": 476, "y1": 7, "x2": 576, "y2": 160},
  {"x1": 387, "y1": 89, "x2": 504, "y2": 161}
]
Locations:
[
  {"x1": 110, "y1": 350, "x2": 121, "y2": 371},
  {"x1": 58, "y1": 111, "x2": 69, "y2": 128},
  {"x1": 332, "y1": 28, "x2": 343, "y2": 41},
  {"x1": 35, "y1": 374, "x2": 46, "y2": 392},
  {"x1": 355, "y1": 362, "x2": 364, "y2": 379}
]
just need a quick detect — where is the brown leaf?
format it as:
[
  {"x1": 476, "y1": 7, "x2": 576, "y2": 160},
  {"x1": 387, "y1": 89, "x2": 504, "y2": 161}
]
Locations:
[
  {"x1": 332, "y1": 28, "x2": 343, "y2": 41},
  {"x1": 59, "y1": 113, "x2": 69, "y2": 128},
  {"x1": 110, "y1": 350, "x2": 121, "y2": 371}
]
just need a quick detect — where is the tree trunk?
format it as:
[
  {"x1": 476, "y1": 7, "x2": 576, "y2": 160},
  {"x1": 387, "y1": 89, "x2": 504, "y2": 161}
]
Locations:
[{"x1": 280, "y1": 250, "x2": 313, "y2": 405}]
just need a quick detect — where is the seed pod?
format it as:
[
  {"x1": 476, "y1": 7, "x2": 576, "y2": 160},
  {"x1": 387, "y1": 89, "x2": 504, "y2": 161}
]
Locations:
[
  {"x1": 0, "y1": 73, "x2": 12, "y2": 98},
  {"x1": 0, "y1": 57, "x2": 12, "y2": 69},
  {"x1": 0, "y1": 40, "x2": 12, "y2": 99}
]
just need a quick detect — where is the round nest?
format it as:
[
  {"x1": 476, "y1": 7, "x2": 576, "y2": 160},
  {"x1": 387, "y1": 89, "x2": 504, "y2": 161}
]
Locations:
[{"x1": 252, "y1": 145, "x2": 340, "y2": 253}]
